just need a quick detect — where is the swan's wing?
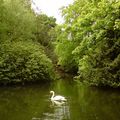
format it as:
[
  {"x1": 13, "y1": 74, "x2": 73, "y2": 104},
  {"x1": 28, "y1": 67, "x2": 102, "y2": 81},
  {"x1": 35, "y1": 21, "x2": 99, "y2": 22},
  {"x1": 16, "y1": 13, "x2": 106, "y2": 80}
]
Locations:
[
  {"x1": 54, "y1": 95, "x2": 67, "y2": 101},
  {"x1": 53, "y1": 96, "x2": 63, "y2": 100}
]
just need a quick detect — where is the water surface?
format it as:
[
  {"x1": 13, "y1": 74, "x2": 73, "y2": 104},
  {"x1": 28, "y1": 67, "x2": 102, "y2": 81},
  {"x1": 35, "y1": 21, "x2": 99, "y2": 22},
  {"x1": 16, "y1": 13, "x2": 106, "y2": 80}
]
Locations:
[{"x1": 0, "y1": 79, "x2": 120, "y2": 120}]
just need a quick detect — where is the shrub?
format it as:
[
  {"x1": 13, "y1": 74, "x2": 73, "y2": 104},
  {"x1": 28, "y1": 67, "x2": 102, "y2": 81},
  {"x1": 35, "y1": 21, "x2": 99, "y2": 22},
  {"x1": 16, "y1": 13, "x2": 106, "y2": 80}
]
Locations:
[{"x1": 0, "y1": 41, "x2": 54, "y2": 84}]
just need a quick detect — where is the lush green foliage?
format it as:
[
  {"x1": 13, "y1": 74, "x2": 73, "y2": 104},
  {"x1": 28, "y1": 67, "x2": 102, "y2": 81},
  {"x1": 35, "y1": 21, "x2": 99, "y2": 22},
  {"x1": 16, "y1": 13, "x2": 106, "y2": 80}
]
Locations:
[
  {"x1": 56, "y1": 0, "x2": 120, "y2": 87},
  {"x1": 0, "y1": 41, "x2": 54, "y2": 84},
  {"x1": 0, "y1": 0, "x2": 55, "y2": 84},
  {"x1": 55, "y1": 25, "x2": 78, "y2": 72},
  {"x1": 0, "y1": 0, "x2": 35, "y2": 43},
  {"x1": 35, "y1": 14, "x2": 56, "y2": 46},
  {"x1": 35, "y1": 14, "x2": 57, "y2": 62}
]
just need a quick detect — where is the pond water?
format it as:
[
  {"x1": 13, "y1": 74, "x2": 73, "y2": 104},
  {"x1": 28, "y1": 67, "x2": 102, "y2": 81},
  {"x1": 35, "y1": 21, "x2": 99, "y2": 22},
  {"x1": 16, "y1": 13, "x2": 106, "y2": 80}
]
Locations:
[{"x1": 0, "y1": 79, "x2": 120, "y2": 120}]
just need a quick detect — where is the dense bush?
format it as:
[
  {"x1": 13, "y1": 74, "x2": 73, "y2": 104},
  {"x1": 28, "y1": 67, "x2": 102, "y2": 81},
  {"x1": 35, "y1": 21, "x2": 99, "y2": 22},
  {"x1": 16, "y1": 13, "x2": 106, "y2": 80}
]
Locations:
[{"x1": 0, "y1": 41, "x2": 54, "y2": 84}]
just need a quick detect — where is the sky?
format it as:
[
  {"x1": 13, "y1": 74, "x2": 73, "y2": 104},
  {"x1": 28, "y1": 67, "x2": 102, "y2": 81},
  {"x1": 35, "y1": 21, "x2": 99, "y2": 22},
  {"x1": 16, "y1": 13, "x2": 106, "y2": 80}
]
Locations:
[{"x1": 31, "y1": 0, "x2": 74, "y2": 24}]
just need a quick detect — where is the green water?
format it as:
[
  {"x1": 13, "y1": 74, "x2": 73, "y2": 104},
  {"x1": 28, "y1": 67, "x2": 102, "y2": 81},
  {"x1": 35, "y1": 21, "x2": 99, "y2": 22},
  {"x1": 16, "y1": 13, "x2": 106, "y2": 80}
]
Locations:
[{"x1": 0, "y1": 79, "x2": 120, "y2": 120}]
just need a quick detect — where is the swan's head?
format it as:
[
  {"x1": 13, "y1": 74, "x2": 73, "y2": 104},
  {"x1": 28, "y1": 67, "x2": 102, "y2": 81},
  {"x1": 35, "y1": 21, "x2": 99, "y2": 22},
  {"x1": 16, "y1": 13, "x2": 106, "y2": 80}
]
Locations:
[{"x1": 50, "y1": 91, "x2": 54, "y2": 94}]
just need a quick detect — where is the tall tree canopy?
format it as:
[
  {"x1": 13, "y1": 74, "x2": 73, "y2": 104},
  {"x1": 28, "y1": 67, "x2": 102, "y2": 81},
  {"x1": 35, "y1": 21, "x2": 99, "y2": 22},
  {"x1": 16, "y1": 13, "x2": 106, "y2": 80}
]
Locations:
[
  {"x1": 0, "y1": 0, "x2": 35, "y2": 42},
  {"x1": 55, "y1": 0, "x2": 120, "y2": 87}
]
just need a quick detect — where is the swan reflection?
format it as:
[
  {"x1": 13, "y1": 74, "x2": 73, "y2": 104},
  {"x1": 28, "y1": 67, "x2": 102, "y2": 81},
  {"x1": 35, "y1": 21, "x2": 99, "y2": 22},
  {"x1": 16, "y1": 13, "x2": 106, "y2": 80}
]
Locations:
[
  {"x1": 51, "y1": 100, "x2": 65, "y2": 106},
  {"x1": 41, "y1": 99, "x2": 70, "y2": 120},
  {"x1": 49, "y1": 100, "x2": 70, "y2": 120}
]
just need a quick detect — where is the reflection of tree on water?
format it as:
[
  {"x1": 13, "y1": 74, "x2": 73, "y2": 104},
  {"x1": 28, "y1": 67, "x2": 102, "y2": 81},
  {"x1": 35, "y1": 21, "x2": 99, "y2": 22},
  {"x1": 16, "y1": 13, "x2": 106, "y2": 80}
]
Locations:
[{"x1": 41, "y1": 100, "x2": 70, "y2": 120}]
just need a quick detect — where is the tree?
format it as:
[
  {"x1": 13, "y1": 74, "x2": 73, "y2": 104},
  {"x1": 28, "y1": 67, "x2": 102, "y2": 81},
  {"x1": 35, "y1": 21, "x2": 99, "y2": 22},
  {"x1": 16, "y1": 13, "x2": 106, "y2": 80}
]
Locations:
[
  {"x1": 0, "y1": 0, "x2": 36, "y2": 43},
  {"x1": 57, "y1": 0, "x2": 120, "y2": 87},
  {"x1": 55, "y1": 25, "x2": 78, "y2": 73},
  {"x1": 0, "y1": 0, "x2": 54, "y2": 84},
  {"x1": 35, "y1": 14, "x2": 56, "y2": 46}
]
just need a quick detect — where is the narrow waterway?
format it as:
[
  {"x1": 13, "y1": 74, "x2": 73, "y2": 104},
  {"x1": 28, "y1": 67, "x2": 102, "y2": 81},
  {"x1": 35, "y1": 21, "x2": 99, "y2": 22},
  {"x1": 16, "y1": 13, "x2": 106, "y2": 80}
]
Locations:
[{"x1": 0, "y1": 79, "x2": 120, "y2": 120}]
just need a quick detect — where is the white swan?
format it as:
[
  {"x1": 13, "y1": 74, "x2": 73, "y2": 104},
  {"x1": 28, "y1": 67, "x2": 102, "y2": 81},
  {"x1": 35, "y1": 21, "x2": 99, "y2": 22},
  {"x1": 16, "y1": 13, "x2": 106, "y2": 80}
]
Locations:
[{"x1": 50, "y1": 91, "x2": 67, "y2": 102}]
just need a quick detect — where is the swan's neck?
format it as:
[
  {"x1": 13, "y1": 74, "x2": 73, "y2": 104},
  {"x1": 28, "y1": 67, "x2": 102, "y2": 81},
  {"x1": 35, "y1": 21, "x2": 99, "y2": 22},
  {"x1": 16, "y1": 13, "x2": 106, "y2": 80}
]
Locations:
[{"x1": 51, "y1": 92, "x2": 55, "y2": 99}]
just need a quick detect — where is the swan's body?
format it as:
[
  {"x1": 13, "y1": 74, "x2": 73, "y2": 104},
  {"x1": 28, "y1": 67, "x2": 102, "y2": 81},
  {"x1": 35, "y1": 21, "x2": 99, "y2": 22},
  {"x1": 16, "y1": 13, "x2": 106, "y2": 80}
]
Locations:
[
  {"x1": 51, "y1": 100, "x2": 65, "y2": 106},
  {"x1": 50, "y1": 91, "x2": 67, "y2": 102}
]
